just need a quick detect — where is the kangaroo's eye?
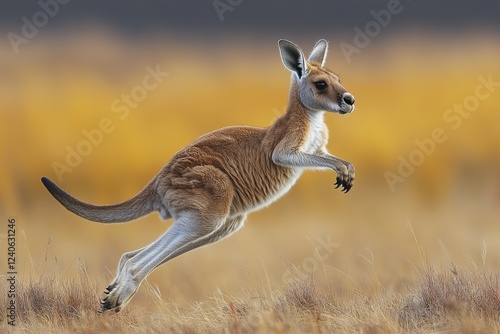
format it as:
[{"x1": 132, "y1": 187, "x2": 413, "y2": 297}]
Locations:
[{"x1": 314, "y1": 81, "x2": 327, "y2": 91}]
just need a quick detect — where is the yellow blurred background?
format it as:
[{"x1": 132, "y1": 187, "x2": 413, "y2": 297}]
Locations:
[{"x1": 1, "y1": 1, "x2": 500, "y2": 310}]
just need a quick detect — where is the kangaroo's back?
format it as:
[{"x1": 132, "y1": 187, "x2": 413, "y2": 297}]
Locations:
[{"x1": 161, "y1": 125, "x2": 300, "y2": 215}]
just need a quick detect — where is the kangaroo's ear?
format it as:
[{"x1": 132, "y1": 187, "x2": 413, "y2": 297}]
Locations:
[
  {"x1": 308, "y1": 39, "x2": 328, "y2": 66},
  {"x1": 278, "y1": 39, "x2": 308, "y2": 79}
]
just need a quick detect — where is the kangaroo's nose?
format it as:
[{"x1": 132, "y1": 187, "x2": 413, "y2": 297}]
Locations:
[{"x1": 342, "y1": 92, "x2": 355, "y2": 106}]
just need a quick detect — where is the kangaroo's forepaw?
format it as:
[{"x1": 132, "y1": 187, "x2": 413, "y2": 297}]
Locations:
[{"x1": 335, "y1": 170, "x2": 354, "y2": 193}]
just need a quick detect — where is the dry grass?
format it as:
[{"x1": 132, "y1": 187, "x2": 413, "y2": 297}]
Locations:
[
  {"x1": 2, "y1": 261, "x2": 500, "y2": 333},
  {"x1": 399, "y1": 267, "x2": 500, "y2": 332}
]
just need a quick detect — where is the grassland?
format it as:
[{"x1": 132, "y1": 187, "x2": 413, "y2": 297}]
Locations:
[
  {"x1": 3, "y1": 192, "x2": 500, "y2": 333},
  {"x1": 2, "y1": 219, "x2": 500, "y2": 333},
  {"x1": 1, "y1": 31, "x2": 500, "y2": 332}
]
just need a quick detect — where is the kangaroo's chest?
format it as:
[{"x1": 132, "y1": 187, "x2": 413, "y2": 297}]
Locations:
[{"x1": 300, "y1": 113, "x2": 328, "y2": 154}]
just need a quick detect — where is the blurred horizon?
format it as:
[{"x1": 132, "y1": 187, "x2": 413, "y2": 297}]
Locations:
[{"x1": 2, "y1": 27, "x2": 499, "y2": 210}]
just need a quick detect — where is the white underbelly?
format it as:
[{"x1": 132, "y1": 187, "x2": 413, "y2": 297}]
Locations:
[{"x1": 249, "y1": 167, "x2": 304, "y2": 213}]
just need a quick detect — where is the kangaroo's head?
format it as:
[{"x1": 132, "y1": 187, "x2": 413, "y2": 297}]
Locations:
[{"x1": 278, "y1": 39, "x2": 355, "y2": 114}]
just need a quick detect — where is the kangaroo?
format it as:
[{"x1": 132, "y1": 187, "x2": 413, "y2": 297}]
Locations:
[{"x1": 41, "y1": 39, "x2": 356, "y2": 313}]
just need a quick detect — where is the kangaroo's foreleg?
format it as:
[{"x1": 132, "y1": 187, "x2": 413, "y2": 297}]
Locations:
[
  {"x1": 317, "y1": 152, "x2": 355, "y2": 191},
  {"x1": 272, "y1": 150, "x2": 355, "y2": 192}
]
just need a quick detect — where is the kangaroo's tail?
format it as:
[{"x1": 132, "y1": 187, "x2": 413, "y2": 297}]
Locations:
[{"x1": 41, "y1": 177, "x2": 157, "y2": 223}]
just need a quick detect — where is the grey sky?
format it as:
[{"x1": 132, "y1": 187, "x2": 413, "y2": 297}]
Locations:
[{"x1": 1, "y1": 0, "x2": 499, "y2": 38}]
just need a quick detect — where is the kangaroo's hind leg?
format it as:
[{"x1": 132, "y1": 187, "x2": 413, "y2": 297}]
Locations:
[
  {"x1": 101, "y1": 165, "x2": 236, "y2": 312},
  {"x1": 104, "y1": 247, "x2": 147, "y2": 296},
  {"x1": 153, "y1": 214, "x2": 246, "y2": 270},
  {"x1": 100, "y1": 212, "x2": 229, "y2": 312},
  {"x1": 105, "y1": 211, "x2": 171, "y2": 295}
]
